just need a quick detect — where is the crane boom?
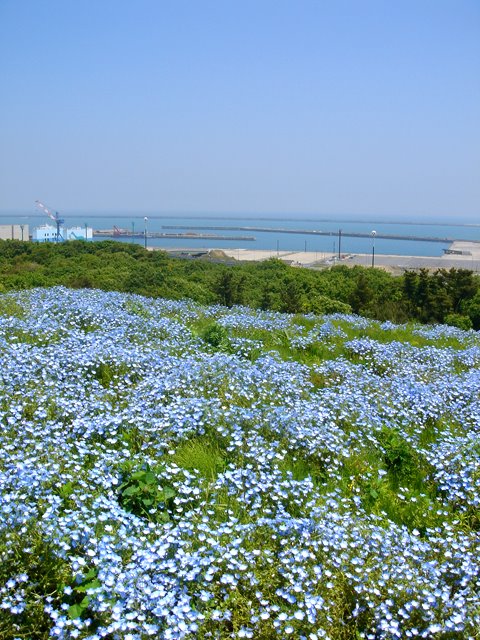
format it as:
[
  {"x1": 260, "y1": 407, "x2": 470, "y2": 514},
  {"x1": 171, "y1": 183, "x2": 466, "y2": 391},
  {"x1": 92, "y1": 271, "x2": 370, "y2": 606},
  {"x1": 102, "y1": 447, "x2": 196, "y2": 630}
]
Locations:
[
  {"x1": 35, "y1": 200, "x2": 65, "y2": 242},
  {"x1": 35, "y1": 200, "x2": 57, "y2": 221}
]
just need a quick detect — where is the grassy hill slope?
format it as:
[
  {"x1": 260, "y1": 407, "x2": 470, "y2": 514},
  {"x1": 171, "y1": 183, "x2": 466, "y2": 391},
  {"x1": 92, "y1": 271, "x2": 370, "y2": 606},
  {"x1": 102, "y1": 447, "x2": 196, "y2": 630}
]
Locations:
[{"x1": 0, "y1": 287, "x2": 479, "y2": 639}]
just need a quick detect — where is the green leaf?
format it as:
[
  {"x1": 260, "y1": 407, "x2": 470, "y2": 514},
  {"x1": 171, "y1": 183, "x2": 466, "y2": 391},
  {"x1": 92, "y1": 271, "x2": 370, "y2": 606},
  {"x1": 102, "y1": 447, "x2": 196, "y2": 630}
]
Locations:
[
  {"x1": 77, "y1": 579, "x2": 101, "y2": 593},
  {"x1": 68, "y1": 596, "x2": 89, "y2": 619},
  {"x1": 157, "y1": 511, "x2": 170, "y2": 523},
  {"x1": 131, "y1": 470, "x2": 147, "y2": 481},
  {"x1": 59, "y1": 481, "x2": 74, "y2": 498},
  {"x1": 123, "y1": 485, "x2": 140, "y2": 496},
  {"x1": 83, "y1": 568, "x2": 97, "y2": 581},
  {"x1": 159, "y1": 486, "x2": 176, "y2": 500},
  {"x1": 143, "y1": 471, "x2": 156, "y2": 485},
  {"x1": 68, "y1": 603, "x2": 83, "y2": 619}
]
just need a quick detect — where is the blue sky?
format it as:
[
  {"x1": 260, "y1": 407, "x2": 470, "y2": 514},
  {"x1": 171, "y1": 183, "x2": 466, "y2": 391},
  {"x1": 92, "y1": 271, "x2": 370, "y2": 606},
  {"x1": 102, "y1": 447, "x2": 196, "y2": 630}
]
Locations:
[{"x1": 0, "y1": 0, "x2": 479, "y2": 220}]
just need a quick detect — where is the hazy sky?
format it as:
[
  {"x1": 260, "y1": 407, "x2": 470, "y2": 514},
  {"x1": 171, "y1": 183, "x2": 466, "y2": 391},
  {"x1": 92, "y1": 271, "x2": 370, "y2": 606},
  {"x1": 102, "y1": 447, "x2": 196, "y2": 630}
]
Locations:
[{"x1": 0, "y1": 0, "x2": 479, "y2": 220}]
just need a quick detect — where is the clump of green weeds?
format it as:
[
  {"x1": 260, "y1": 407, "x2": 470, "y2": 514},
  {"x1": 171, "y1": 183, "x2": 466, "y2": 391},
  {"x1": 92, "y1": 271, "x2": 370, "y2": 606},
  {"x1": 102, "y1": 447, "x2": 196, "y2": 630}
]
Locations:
[
  {"x1": 359, "y1": 473, "x2": 439, "y2": 532},
  {"x1": 118, "y1": 463, "x2": 176, "y2": 522},
  {"x1": 87, "y1": 361, "x2": 141, "y2": 388},
  {"x1": 277, "y1": 452, "x2": 326, "y2": 485},
  {"x1": 378, "y1": 426, "x2": 433, "y2": 490},
  {"x1": 200, "y1": 322, "x2": 229, "y2": 348},
  {"x1": 52, "y1": 480, "x2": 77, "y2": 509},
  {"x1": 173, "y1": 437, "x2": 226, "y2": 480},
  {"x1": 0, "y1": 296, "x2": 25, "y2": 318},
  {"x1": 60, "y1": 567, "x2": 102, "y2": 620},
  {"x1": 123, "y1": 298, "x2": 152, "y2": 318},
  {"x1": 342, "y1": 440, "x2": 440, "y2": 532}
]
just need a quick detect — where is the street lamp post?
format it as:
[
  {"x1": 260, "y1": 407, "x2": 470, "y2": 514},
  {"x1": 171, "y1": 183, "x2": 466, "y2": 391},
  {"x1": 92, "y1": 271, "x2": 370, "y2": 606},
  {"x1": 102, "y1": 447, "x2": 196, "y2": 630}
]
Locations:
[
  {"x1": 371, "y1": 230, "x2": 376, "y2": 268},
  {"x1": 20, "y1": 224, "x2": 24, "y2": 241},
  {"x1": 144, "y1": 217, "x2": 148, "y2": 250}
]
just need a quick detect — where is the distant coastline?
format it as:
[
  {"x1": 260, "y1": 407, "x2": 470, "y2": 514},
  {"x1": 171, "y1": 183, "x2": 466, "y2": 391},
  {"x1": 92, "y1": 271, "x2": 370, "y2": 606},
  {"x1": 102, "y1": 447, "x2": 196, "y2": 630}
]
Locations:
[
  {"x1": 2, "y1": 213, "x2": 480, "y2": 257},
  {"x1": 10, "y1": 212, "x2": 480, "y2": 228}
]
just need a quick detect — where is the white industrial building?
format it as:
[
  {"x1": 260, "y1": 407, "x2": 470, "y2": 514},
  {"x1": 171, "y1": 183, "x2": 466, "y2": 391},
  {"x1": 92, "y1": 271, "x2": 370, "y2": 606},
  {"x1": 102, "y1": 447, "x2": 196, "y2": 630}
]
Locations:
[
  {"x1": 65, "y1": 226, "x2": 93, "y2": 241},
  {"x1": 33, "y1": 224, "x2": 93, "y2": 242},
  {"x1": 0, "y1": 224, "x2": 29, "y2": 241},
  {"x1": 33, "y1": 225, "x2": 62, "y2": 242}
]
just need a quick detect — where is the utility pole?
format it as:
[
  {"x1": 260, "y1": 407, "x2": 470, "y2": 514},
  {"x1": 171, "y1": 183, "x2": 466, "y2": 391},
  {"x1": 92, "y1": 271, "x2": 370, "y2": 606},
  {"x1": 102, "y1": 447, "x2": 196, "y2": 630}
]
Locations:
[
  {"x1": 338, "y1": 229, "x2": 342, "y2": 260},
  {"x1": 144, "y1": 217, "x2": 148, "y2": 250},
  {"x1": 371, "y1": 230, "x2": 376, "y2": 268}
]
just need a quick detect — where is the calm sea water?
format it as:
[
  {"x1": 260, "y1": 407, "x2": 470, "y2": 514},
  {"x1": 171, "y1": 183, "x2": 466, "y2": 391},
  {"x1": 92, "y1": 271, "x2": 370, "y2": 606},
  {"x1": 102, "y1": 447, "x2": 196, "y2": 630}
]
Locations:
[{"x1": 2, "y1": 213, "x2": 480, "y2": 257}]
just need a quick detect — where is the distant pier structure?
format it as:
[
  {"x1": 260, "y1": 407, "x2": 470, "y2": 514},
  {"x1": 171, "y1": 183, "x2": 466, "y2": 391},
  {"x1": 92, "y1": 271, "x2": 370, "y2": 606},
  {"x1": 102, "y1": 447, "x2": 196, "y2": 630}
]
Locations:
[{"x1": 93, "y1": 226, "x2": 255, "y2": 241}]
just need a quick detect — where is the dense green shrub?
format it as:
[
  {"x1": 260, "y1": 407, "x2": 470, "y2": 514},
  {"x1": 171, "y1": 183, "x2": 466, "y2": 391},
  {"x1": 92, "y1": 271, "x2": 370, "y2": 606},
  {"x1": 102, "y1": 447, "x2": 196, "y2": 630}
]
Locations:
[
  {"x1": 445, "y1": 313, "x2": 473, "y2": 330},
  {"x1": 0, "y1": 240, "x2": 479, "y2": 326}
]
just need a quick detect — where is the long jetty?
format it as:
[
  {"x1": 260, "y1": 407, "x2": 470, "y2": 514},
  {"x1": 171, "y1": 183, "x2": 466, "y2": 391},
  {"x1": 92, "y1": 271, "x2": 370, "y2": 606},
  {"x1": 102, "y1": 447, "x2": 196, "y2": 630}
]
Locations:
[
  {"x1": 160, "y1": 225, "x2": 475, "y2": 244},
  {"x1": 93, "y1": 229, "x2": 255, "y2": 241}
]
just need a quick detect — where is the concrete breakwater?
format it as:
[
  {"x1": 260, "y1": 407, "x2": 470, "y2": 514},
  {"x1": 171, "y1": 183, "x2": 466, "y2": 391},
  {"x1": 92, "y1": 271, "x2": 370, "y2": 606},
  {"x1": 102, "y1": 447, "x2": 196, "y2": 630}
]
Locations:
[
  {"x1": 93, "y1": 229, "x2": 255, "y2": 241},
  {"x1": 161, "y1": 224, "x2": 479, "y2": 245}
]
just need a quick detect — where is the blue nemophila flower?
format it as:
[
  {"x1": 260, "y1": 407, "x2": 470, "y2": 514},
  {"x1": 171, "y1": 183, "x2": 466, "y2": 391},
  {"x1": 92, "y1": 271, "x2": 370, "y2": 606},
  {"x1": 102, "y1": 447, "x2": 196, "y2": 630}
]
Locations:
[{"x1": 0, "y1": 287, "x2": 479, "y2": 638}]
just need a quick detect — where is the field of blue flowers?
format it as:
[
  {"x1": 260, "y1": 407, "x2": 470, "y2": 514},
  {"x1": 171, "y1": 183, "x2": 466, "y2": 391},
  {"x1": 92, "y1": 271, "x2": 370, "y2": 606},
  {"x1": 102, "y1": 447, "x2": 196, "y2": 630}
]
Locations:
[{"x1": 0, "y1": 287, "x2": 479, "y2": 639}]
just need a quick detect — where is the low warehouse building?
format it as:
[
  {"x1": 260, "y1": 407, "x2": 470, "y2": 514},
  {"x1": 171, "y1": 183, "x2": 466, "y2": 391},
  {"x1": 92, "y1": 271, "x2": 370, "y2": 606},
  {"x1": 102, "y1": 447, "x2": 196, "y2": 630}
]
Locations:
[{"x1": 0, "y1": 224, "x2": 29, "y2": 241}]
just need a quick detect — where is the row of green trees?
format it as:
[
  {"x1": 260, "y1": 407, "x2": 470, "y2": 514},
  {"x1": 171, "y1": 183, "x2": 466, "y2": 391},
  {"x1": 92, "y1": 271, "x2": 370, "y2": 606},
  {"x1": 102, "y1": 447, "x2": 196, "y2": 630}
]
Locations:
[{"x1": 1, "y1": 240, "x2": 479, "y2": 329}]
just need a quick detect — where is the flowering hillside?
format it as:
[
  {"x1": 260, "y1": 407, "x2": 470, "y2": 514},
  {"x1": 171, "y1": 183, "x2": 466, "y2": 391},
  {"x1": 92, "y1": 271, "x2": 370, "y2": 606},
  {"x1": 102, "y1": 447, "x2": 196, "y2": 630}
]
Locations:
[{"x1": 0, "y1": 287, "x2": 479, "y2": 639}]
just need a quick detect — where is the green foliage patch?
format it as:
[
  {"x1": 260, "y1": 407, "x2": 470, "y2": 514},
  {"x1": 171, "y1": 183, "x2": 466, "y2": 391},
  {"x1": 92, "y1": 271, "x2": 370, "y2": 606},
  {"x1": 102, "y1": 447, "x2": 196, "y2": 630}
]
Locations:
[
  {"x1": 118, "y1": 464, "x2": 176, "y2": 522},
  {"x1": 1, "y1": 240, "x2": 480, "y2": 326}
]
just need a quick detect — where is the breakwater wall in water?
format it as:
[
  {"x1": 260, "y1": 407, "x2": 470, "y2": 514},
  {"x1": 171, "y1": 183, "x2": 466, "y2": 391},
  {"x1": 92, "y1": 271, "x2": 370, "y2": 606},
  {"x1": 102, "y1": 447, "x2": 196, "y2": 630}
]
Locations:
[
  {"x1": 93, "y1": 229, "x2": 255, "y2": 241},
  {"x1": 159, "y1": 225, "x2": 479, "y2": 244}
]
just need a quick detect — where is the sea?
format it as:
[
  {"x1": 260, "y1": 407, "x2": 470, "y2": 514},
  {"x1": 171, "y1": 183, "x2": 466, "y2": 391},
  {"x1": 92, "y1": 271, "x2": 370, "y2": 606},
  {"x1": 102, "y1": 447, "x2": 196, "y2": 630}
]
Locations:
[{"x1": 1, "y1": 213, "x2": 480, "y2": 258}]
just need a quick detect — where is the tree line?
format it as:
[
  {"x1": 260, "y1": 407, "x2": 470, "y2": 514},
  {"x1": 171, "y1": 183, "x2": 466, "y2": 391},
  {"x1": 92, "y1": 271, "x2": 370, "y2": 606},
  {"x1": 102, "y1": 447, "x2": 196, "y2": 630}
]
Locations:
[{"x1": 1, "y1": 240, "x2": 479, "y2": 329}]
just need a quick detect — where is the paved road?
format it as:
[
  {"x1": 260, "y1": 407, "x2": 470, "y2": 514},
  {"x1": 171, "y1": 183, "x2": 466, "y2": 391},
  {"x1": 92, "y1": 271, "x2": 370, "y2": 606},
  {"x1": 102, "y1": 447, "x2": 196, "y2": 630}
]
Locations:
[
  {"x1": 220, "y1": 242, "x2": 480, "y2": 272},
  {"x1": 162, "y1": 241, "x2": 480, "y2": 273}
]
